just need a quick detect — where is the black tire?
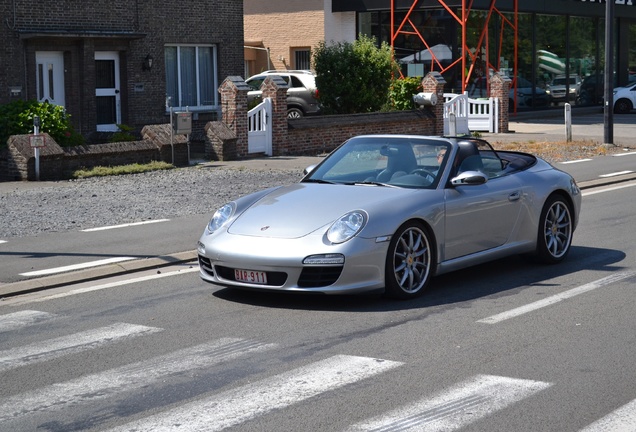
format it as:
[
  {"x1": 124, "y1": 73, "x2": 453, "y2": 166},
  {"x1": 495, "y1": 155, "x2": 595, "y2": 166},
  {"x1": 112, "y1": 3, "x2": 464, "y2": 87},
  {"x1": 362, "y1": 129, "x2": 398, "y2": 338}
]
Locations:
[
  {"x1": 535, "y1": 194, "x2": 573, "y2": 264},
  {"x1": 287, "y1": 107, "x2": 303, "y2": 119},
  {"x1": 385, "y1": 221, "x2": 434, "y2": 299},
  {"x1": 614, "y1": 99, "x2": 633, "y2": 114}
]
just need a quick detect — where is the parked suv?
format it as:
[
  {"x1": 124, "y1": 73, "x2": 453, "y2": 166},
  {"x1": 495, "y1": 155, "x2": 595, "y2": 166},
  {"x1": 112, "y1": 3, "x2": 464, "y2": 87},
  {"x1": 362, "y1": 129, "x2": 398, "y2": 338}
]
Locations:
[
  {"x1": 546, "y1": 75, "x2": 581, "y2": 105},
  {"x1": 613, "y1": 83, "x2": 636, "y2": 114},
  {"x1": 246, "y1": 70, "x2": 320, "y2": 119}
]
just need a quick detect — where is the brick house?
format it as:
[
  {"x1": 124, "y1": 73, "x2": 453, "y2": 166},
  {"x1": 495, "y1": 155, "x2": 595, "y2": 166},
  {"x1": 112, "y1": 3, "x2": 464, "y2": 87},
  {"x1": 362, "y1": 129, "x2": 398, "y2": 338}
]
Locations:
[
  {"x1": 0, "y1": 0, "x2": 244, "y2": 140},
  {"x1": 243, "y1": 0, "x2": 355, "y2": 76}
]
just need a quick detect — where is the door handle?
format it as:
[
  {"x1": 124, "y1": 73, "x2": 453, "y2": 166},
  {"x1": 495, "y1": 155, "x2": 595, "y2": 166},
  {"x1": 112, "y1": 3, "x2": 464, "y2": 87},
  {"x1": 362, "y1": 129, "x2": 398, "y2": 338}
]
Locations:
[{"x1": 508, "y1": 191, "x2": 521, "y2": 202}]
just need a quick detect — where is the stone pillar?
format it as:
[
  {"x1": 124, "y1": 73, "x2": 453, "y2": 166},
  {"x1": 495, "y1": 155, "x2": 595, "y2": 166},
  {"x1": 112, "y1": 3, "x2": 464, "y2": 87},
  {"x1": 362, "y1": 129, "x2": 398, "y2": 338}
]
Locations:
[
  {"x1": 490, "y1": 73, "x2": 511, "y2": 133},
  {"x1": 218, "y1": 76, "x2": 250, "y2": 156},
  {"x1": 421, "y1": 72, "x2": 447, "y2": 136},
  {"x1": 261, "y1": 75, "x2": 289, "y2": 156}
]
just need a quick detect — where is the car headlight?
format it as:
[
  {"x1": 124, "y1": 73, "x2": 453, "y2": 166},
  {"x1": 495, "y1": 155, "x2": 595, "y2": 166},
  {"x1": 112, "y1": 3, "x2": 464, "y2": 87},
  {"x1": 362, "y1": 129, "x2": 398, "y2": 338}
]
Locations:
[
  {"x1": 206, "y1": 203, "x2": 235, "y2": 234},
  {"x1": 327, "y1": 211, "x2": 367, "y2": 244}
]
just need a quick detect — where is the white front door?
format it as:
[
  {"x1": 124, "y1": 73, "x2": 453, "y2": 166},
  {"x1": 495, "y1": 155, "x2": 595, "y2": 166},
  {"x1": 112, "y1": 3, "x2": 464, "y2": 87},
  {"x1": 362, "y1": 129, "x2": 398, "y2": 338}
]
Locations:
[
  {"x1": 35, "y1": 52, "x2": 65, "y2": 107},
  {"x1": 95, "y1": 51, "x2": 121, "y2": 132}
]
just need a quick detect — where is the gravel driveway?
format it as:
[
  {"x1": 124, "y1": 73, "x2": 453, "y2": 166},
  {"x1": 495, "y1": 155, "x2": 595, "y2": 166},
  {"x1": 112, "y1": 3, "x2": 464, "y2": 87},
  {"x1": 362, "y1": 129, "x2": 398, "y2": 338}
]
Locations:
[{"x1": 0, "y1": 166, "x2": 304, "y2": 238}]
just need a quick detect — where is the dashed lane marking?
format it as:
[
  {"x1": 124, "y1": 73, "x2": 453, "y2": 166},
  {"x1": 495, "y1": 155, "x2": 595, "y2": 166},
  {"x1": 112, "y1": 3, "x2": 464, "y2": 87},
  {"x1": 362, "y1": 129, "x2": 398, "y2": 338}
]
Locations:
[
  {"x1": 19, "y1": 256, "x2": 136, "y2": 277},
  {"x1": 478, "y1": 270, "x2": 636, "y2": 324},
  {"x1": 81, "y1": 219, "x2": 170, "y2": 232}
]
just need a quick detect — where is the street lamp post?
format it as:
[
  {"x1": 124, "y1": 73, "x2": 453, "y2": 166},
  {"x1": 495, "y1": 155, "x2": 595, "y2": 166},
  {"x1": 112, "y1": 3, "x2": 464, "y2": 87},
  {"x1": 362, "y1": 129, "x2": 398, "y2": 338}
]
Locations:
[{"x1": 604, "y1": 0, "x2": 614, "y2": 145}]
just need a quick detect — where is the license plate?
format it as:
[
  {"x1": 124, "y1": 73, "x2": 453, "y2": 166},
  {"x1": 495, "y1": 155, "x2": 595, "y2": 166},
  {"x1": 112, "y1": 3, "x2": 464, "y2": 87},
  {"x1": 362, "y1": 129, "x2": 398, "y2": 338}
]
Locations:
[{"x1": 234, "y1": 269, "x2": 268, "y2": 285}]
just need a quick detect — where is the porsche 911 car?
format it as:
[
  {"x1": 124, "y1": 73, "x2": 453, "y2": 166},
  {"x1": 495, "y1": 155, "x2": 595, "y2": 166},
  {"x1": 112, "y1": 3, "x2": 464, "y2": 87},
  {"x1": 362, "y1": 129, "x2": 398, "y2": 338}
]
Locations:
[{"x1": 197, "y1": 135, "x2": 581, "y2": 299}]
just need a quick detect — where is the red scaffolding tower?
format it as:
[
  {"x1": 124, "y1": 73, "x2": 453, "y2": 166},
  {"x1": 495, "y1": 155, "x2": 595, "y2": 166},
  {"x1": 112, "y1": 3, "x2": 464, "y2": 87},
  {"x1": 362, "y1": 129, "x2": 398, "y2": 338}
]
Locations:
[{"x1": 391, "y1": 0, "x2": 519, "y2": 107}]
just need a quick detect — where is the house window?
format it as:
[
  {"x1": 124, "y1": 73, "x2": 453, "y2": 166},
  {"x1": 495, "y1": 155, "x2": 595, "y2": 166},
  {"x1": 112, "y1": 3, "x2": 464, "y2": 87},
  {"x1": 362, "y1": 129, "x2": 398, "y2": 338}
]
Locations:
[
  {"x1": 293, "y1": 48, "x2": 311, "y2": 70},
  {"x1": 165, "y1": 44, "x2": 218, "y2": 111}
]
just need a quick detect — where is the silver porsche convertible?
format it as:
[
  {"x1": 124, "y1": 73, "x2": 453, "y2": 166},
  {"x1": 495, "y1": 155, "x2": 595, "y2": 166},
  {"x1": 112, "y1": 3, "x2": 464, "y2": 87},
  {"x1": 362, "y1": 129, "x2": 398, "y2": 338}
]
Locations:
[{"x1": 197, "y1": 135, "x2": 581, "y2": 299}]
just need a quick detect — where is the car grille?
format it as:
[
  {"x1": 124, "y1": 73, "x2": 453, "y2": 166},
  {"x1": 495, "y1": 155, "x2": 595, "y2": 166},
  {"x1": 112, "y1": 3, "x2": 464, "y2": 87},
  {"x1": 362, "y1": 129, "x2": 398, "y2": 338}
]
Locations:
[
  {"x1": 198, "y1": 255, "x2": 214, "y2": 277},
  {"x1": 298, "y1": 266, "x2": 343, "y2": 288},
  {"x1": 215, "y1": 265, "x2": 288, "y2": 287}
]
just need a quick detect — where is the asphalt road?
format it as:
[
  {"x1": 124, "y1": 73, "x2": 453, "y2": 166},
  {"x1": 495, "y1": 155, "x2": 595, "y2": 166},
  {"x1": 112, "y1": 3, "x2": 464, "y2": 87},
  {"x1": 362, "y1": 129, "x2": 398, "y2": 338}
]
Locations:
[{"x1": 0, "y1": 180, "x2": 634, "y2": 431}]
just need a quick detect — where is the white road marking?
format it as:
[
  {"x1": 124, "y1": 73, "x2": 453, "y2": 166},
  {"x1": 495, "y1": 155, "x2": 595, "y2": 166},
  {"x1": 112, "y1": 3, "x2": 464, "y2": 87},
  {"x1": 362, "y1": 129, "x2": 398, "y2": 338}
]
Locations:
[
  {"x1": 0, "y1": 240, "x2": 7, "y2": 244},
  {"x1": 478, "y1": 270, "x2": 636, "y2": 324},
  {"x1": 19, "y1": 256, "x2": 136, "y2": 277},
  {"x1": 346, "y1": 375, "x2": 551, "y2": 432},
  {"x1": 582, "y1": 182, "x2": 636, "y2": 196},
  {"x1": 0, "y1": 323, "x2": 161, "y2": 372},
  {"x1": 0, "y1": 338, "x2": 276, "y2": 423},
  {"x1": 0, "y1": 310, "x2": 57, "y2": 333},
  {"x1": 81, "y1": 219, "x2": 170, "y2": 232},
  {"x1": 613, "y1": 151, "x2": 636, "y2": 157},
  {"x1": 107, "y1": 355, "x2": 403, "y2": 432},
  {"x1": 579, "y1": 399, "x2": 636, "y2": 431},
  {"x1": 9, "y1": 266, "x2": 199, "y2": 305},
  {"x1": 560, "y1": 158, "x2": 593, "y2": 164},
  {"x1": 599, "y1": 170, "x2": 634, "y2": 178}
]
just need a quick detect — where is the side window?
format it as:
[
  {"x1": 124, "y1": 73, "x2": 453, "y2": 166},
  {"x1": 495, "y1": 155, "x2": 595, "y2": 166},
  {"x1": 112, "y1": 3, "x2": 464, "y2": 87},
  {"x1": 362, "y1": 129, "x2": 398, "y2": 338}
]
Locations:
[{"x1": 290, "y1": 76, "x2": 305, "y2": 88}]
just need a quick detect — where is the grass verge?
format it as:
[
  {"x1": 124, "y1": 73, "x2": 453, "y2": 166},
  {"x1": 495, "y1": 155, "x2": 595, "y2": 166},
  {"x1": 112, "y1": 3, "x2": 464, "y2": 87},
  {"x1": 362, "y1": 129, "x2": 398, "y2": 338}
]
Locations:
[{"x1": 72, "y1": 161, "x2": 174, "y2": 179}]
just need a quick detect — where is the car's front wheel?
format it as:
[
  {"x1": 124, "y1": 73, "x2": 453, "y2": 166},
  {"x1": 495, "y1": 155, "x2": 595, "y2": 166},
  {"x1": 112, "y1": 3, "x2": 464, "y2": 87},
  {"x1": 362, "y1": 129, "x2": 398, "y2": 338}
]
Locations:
[
  {"x1": 535, "y1": 194, "x2": 573, "y2": 263},
  {"x1": 385, "y1": 221, "x2": 433, "y2": 299},
  {"x1": 614, "y1": 98, "x2": 633, "y2": 114}
]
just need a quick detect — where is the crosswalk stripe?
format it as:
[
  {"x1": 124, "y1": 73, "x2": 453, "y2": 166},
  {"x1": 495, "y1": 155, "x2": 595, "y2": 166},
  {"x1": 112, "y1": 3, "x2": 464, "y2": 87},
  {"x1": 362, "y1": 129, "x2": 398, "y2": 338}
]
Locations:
[
  {"x1": 0, "y1": 338, "x2": 276, "y2": 423},
  {"x1": 0, "y1": 310, "x2": 57, "y2": 333},
  {"x1": 579, "y1": 399, "x2": 636, "y2": 432},
  {"x1": 107, "y1": 355, "x2": 403, "y2": 432},
  {"x1": 345, "y1": 375, "x2": 551, "y2": 432},
  {"x1": 0, "y1": 323, "x2": 161, "y2": 372}
]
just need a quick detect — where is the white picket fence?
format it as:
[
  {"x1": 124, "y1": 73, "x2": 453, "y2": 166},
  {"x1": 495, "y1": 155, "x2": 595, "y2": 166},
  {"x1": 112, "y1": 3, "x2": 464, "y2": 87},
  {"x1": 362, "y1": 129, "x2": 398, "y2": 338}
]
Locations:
[
  {"x1": 443, "y1": 92, "x2": 499, "y2": 135},
  {"x1": 247, "y1": 97, "x2": 272, "y2": 155}
]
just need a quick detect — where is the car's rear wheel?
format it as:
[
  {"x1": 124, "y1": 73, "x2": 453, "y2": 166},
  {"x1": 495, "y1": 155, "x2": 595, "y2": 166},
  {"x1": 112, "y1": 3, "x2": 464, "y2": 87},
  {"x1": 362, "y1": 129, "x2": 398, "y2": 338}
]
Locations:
[
  {"x1": 385, "y1": 221, "x2": 433, "y2": 299},
  {"x1": 287, "y1": 107, "x2": 303, "y2": 119},
  {"x1": 614, "y1": 98, "x2": 633, "y2": 114},
  {"x1": 535, "y1": 194, "x2": 573, "y2": 263}
]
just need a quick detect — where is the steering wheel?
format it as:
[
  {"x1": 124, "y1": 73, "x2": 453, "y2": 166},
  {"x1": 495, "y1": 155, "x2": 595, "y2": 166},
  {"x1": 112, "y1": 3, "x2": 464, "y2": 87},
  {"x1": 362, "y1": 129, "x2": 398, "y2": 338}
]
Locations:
[{"x1": 410, "y1": 168, "x2": 436, "y2": 183}]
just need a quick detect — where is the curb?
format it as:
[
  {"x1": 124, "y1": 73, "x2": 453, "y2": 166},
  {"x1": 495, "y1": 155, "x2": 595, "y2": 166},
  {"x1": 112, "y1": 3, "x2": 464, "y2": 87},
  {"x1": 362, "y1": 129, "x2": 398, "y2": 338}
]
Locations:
[{"x1": 1, "y1": 174, "x2": 635, "y2": 299}]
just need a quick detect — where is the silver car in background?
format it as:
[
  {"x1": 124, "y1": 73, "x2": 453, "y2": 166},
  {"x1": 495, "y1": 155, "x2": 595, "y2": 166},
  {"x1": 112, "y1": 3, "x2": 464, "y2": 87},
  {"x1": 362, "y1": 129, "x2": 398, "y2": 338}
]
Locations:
[{"x1": 198, "y1": 135, "x2": 581, "y2": 299}]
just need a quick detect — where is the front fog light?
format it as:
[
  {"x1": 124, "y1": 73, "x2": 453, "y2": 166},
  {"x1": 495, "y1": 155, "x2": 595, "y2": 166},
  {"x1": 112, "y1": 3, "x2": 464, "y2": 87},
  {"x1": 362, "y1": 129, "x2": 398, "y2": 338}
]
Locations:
[
  {"x1": 197, "y1": 241, "x2": 206, "y2": 254},
  {"x1": 303, "y1": 254, "x2": 345, "y2": 265}
]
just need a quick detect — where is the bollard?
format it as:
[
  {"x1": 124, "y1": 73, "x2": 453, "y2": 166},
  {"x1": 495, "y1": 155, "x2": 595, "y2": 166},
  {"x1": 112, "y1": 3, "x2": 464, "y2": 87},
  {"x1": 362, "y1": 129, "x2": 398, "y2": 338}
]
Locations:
[{"x1": 564, "y1": 103, "x2": 572, "y2": 142}]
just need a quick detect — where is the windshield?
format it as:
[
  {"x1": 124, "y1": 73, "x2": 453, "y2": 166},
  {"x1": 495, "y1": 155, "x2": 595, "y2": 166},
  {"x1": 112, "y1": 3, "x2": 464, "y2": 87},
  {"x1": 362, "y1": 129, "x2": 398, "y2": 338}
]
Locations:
[
  {"x1": 553, "y1": 77, "x2": 577, "y2": 86},
  {"x1": 303, "y1": 136, "x2": 450, "y2": 189}
]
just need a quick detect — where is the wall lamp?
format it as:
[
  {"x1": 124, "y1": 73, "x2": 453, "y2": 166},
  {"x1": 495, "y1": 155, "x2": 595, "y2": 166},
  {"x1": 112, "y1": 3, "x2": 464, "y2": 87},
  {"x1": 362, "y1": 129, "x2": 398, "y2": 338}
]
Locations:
[{"x1": 142, "y1": 54, "x2": 154, "y2": 71}]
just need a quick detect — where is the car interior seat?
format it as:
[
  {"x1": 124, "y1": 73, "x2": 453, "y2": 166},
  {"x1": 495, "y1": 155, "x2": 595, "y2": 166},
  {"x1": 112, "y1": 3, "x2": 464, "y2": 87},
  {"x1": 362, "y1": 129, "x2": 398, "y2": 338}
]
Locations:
[{"x1": 376, "y1": 145, "x2": 418, "y2": 182}]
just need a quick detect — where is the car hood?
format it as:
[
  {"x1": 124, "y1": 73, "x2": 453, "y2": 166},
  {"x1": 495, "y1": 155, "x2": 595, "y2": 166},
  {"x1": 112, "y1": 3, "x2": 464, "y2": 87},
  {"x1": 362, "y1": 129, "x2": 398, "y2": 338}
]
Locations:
[{"x1": 227, "y1": 183, "x2": 417, "y2": 239}]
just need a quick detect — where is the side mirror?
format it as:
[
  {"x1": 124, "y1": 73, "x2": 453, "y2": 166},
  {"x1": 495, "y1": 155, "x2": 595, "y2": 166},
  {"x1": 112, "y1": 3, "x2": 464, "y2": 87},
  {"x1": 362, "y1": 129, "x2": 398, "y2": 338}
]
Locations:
[
  {"x1": 303, "y1": 164, "x2": 317, "y2": 176},
  {"x1": 451, "y1": 171, "x2": 488, "y2": 186}
]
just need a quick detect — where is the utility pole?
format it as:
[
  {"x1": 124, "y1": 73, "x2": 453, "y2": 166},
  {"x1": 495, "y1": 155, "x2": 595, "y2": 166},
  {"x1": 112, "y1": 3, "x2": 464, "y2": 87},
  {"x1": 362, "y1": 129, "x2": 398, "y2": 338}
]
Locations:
[{"x1": 604, "y1": 0, "x2": 614, "y2": 145}]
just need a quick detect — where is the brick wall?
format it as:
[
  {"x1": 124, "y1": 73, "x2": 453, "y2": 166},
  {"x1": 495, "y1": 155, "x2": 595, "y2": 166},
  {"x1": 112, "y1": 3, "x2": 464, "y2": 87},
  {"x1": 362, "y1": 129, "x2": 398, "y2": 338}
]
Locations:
[{"x1": 0, "y1": 125, "x2": 189, "y2": 181}]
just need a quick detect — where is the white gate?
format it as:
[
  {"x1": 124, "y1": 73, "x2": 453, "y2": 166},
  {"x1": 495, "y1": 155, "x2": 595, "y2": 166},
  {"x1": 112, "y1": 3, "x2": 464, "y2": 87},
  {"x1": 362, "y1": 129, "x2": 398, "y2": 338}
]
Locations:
[
  {"x1": 443, "y1": 93, "x2": 469, "y2": 136},
  {"x1": 444, "y1": 92, "x2": 499, "y2": 134},
  {"x1": 248, "y1": 97, "x2": 272, "y2": 155}
]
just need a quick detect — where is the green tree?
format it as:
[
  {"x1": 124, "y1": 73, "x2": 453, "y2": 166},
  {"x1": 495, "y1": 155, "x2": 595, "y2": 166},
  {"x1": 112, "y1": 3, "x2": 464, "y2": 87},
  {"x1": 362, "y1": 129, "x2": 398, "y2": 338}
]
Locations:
[{"x1": 313, "y1": 35, "x2": 399, "y2": 114}]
